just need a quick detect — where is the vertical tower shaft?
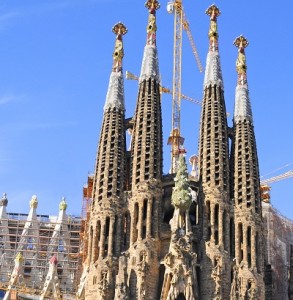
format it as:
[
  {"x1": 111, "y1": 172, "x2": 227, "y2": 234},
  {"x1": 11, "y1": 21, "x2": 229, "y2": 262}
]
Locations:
[
  {"x1": 127, "y1": 1, "x2": 163, "y2": 299},
  {"x1": 85, "y1": 23, "x2": 127, "y2": 300},
  {"x1": 198, "y1": 5, "x2": 231, "y2": 299},
  {"x1": 230, "y1": 35, "x2": 265, "y2": 299}
]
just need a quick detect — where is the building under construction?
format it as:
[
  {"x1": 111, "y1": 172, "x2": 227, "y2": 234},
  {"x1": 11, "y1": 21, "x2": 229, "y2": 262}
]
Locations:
[
  {"x1": 76, "y1": 1, "x2": 293, "y2": 299},
  {"x1": 0, "y1": 193, "x2": 81, "y2": 299},
  {"x1": 1, "y1": 1, "x2": 293, "y2": 299}
]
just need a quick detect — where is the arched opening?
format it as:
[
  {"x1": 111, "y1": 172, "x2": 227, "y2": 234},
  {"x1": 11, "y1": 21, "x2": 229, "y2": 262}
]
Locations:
[
  {"x1": 206, "y1": 201, "x2": 211, "y2": 240},
  {"x1": 95, "y1": 220, "x2": 101, "y2": 261},
  {"x1": 103, "y1": 217, "x2": 110, "y2": 258},
  {"x1": 177, "y1": 293, "x2": 186, "y2": 300},
  {"x1": 89, "y1": 226, "x2": 93, "y2": 263},
  {"x1": 214, "y1": 204, "x2": 219, "y2": 245},
  {"x1": 157, "y1": 264, "x2": 165, "y2": 297},
  {"x1": 247, "y1": 226, "x2": 252, "y2": 268},
  {"x1": 238, "y1": 222, "x2": 243, "y2": 262},
  {"x1": 129, "y1": 270, "x2": 138, "y2": 300},
  {"x1": 133, "y1": 203, "x2": 139, "y2": 243},
  {"x1": 142, "y1": 199, "x2": 148, "y2": 239},
  {"x1": 189, "y1": 202, "x2": 197, "y2": 225}
]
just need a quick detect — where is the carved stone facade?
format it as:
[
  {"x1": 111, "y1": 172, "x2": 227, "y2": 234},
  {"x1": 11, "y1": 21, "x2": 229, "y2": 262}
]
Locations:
[{"x1": 81, "y1": 2, "x2": 291, "y2": 300}]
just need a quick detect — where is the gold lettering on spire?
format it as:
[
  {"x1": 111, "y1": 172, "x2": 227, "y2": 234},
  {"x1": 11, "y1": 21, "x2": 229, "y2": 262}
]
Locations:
[
  {"x1": 112, "y1": 22, "x2": 127, "y2": 72},
  {"x1": 206, "y1": 4, "x2": 221, "y2": 51},
  {"x1": 145, "y1": 0, "x2": 160, "y2": 46},
  {"x1": 234, "y1": 35, "x2": 249, "y2": 85}
]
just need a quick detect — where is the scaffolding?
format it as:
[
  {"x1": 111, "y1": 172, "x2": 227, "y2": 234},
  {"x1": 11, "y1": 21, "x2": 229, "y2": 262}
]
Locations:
[
  {"x1": 0, "y1": 211, "x2": 81, "y2": 298},
  {"x1": 80, "y1": 175, "x2": 93, "y2": 264},
  {"x1": 262, "y1": 201, "x2": 293, "y2": 299}
]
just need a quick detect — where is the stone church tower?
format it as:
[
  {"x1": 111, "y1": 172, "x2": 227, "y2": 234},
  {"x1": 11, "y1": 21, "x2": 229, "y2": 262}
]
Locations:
[
  {"x1": 197, "y1": 6, "x2": 231, "y2": 298},
  {"x1": 230, "y1": 35, "x2": 265, "y2": 299},
  {"x1": 84, "y1": 21, "x2": 128, "y2": 299},
  {"x1": 80, "y1": 2, "x2": 269, "y2": 299}
]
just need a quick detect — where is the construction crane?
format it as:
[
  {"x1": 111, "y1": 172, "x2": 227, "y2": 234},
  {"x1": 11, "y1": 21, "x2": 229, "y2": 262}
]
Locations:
[
  {"x1": 125, "y1": 71, "x2": 201, "y2": 105},
  {"x1": 260, "y1": 170, "x2": 293, "y2": 203},
  {"x1": 260, "y1": 170, "x2": 293, "y2": 186},
  {"x1": 167, "y1": 0, "x2": 202, "y2": 173}
]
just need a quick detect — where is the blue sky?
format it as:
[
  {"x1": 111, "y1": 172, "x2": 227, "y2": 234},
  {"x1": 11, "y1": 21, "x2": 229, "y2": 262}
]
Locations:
[{"x1": 0, "y1": 0, "x2": 292, "y2": 220}]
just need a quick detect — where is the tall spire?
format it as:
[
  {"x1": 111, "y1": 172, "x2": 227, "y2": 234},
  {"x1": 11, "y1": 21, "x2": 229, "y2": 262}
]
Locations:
[
  {"x1": 104, "y1": 22, "x2": 127, "y2": 111},
  {"x1": 204, "y1": 4, "x2": 223, "y2": 88},
  {"x1": 139, "y1": 0, "x2": 160, "y2": 82},
  {"x1": 0, "y1": 193, "x2": 8, "y2": 219},
  {"x1": 198, "y1": 5, "x2": 231, "y2": 298},
  {"x1": 131, "y1": 0, "x2": 162, "y2": 187},
  {"x1": 85, "y1": 22, "x2": 127, "y2": 300},
  {"x1": 233, "y1": 35, "x2": 253, "y2": 123},
  {"x1": 231, "y1": 35, "x2": 265, "y2": 299},
  {"x1": 126, "y1": 2, "x2": 163, "y2": 298}
]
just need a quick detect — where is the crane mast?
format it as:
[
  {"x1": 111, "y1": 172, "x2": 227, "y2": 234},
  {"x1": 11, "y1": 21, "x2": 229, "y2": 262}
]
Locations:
[
  {"x1": 167, "y1": 0, "x2": 202, "y2": 173},
  {"x1": 167, "y1": 0, "x2": 184, "y2": 174}
]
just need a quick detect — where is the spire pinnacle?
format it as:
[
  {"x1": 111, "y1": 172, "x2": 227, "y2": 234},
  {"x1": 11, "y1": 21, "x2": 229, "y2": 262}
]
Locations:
[
  {"x1": 145, "y1": 0, "x2": 160, "y2": 46},
  {"x1": 111, "y1": 22, "x2": 127, "y2": 73},
  {"x1": 234, "y1": 35, "x2": 249, "y2": 85},
  {"x1": 30, "y1": 195, "x2": 38, "y2": 209},
  {"x1": 206, "y1": 4, "x2": 221, "y2": 51},
  {"x1": 59, "y1": 197, "x2": 67, "y2": 211},
  {"x1": 0, "y1": 193, "x2": 8, "y2": 207}
]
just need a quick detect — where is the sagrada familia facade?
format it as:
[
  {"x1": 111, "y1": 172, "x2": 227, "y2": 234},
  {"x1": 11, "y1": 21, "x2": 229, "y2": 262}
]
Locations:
[{"x1": 77, "y1": 1, "x2": 293, "y2": 299}]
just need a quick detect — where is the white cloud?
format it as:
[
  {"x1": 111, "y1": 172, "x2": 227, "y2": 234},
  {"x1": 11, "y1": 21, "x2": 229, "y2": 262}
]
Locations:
[
  {"x1": 0, "y1": 11, "x2": 19, "y2": 30},
  {"x1": 0, "y1": 95, "x2": 18, "y2": 105}
]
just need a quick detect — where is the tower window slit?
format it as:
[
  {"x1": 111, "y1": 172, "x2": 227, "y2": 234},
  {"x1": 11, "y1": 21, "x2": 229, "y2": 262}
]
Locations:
[
  {"x1": 104, "y1": 218, "x2": 112, "y2": 254},
  {"x1": 238, "y1": 223, "x2": 243, "y2": 262},
  {"x1": 95, "y1": 221, "x2": 101, "y2": 261},
  {"x1": 247, "y1": 226, "x2": 252, "y2": 268}
]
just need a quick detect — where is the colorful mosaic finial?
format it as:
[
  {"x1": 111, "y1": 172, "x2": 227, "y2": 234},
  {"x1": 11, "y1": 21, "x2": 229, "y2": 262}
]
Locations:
[
  {"x1": 111, "y1": 22, "x2": 127, "y2": 73},
  {"x1": 30, "y1": 195, "x2": 38, "y2": 209},
  {"x1": 15, "y1": 252, "x2": 24, "y2": 262},
  {"x1": 145, "y1": 0, "x2": 160, "y2": 46},
  {"x1": 234, "y1": 35, "x2": 249, "y2": 85},
  {"x1": 50, "y1": 254, "x2": 58, "y2": 265},
  {"x1": 59, "y1": 197, "x2": 67, "y2": 211},
  {"x1": 206, "y1": 4, "x2": 221, "y2": 51},
  {"x1": 0, "y1": 192, "x2": 8, "y2": 207}
]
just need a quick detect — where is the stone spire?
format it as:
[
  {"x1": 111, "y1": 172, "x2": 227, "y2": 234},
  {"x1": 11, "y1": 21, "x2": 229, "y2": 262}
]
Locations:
[
  {"x1": 17, "y1": 195, "x2": 40, "y2": 252},
  {"x1": 233, "y1": 35, "x2": 253, "y2": 123},
  {"x1": 198, "y1": 5, "x2": 231, "y2": 299},
  {"x1": 0, "y1": 192, "x2": 8, "y2": 219},
  {"x1": 139, "y1": 0, "x2": 160, "y2": 83},
  {"x1": 131, "y1": 0, "x2": 162, "y2": 187},
  {"x1": 3, "y1": 253, "x2": 24, "y2": 300},
  {"x1": 85, "y1": 22, "x2": 127, "y2": 300},
  {"x1": 48, "y1": 198, "x2": 70, "y2": 254},
  {"x1": 204, "y1": 4, "x2": 223, "y2": 88},
  {"x1": 125, "y1": 1, "x2": 163, "y2": 299},
  {"x1": 104, "y1": 22, "x2": 127, "y2": 111},
  {"x1": 231, "y1": 35, "x2": 265, "y2": 299},
  {"x1": 0, "y1": 193, "x2": 11, "y2": 282},
  {"x1": 40, "y1": 255, "x2": 62, "y2": 300},
  {"x1": 161, "y1": 154, "x2": 199, "y2": 299}
]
